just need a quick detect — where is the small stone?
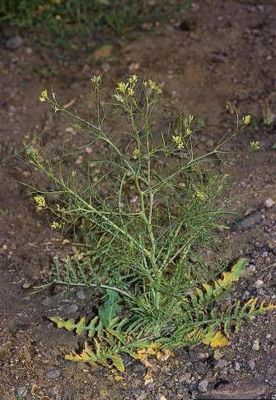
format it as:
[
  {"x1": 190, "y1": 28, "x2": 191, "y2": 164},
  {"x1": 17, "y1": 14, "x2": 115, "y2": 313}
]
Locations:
[
  {"x1": 266, "y1": 334, "x2": 272, "y2": 339},
  {"x1": 128, "y1": 62, "x2": 140, "y2": 72},
  {"x1": 6, "y1": 35, "x2": 23, "y2": 49},
  {"x1": 64, "y1": 303, "x2": 78, "y2": 314},
  {"x1": 22, "y1": 281, "x2": 31, "y2": 289},
  {"x1": 215, "y1": 359, "x2": 228, "y2": 369},
  {"x1": 252, "y1": 339, "x2": 260, "y2": 351},
  {"x1": 76, "y1": 290, "x2": 86, "y2": 300},
  {"x1": 232, "y1": 211, "x2": 262, "y2": 231},
  {"x1": 45, "y1": 368, "x2": 61, "y2": 379},
  {"x1": 198, "y1": 380, "x2": 209, "y2": 393},
  {"x1": 248, "y1": 359, "x2": 256, "y2": 370},
  {"x1": 255, "y1": 279, "x2": 264, "y2": 287},
  {"x1": 264, "y1": 198, "x2": 275, "y2": 208},
  {"x1": 42, "y1": 297, "x2": 52, "y2": 306},
  {"x1": 93, "y1": 44, "x2": 113, "y2": 61},
  {"x1": 179, "y1": 372, "x2": 192, "y2": 383},
  {"x1": 246, "y1": 264, "x2": 256, "y2": 273},
  {"x1": 234, "y1": 362, "x2": 241, "y2": 371}
]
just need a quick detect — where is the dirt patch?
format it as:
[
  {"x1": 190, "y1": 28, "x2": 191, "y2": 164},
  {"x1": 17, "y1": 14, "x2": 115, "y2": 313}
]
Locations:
[{"x1": 0, "y1": 0, "x2": 275, "y2": 399}]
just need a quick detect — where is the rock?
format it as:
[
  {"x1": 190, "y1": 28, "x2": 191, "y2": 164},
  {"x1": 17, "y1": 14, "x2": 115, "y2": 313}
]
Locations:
[
  {"x1": 22, "y1": 280, "x2": 31, "y2": 289},
  {"x1": 42, "y1": 297, "x2": 53, "y2": 306},
  {"x1": 234, "y1": 361, "x2": 241, "y2": 371},
  {"x1": 93, "y1": 44, "x2": 113, "y2": 61},
  {"x1": 198, "y1": 380, "x2": 209, "y2": 393},
  {"x1": 215, "y1": 359, "x2": 228, "y2": 369},
  {"x1": 41, "y1": 294, "x2": 62, "y2": 306},
  {"x1": 131, "y1": 361, "x2": 146, "y2": 374},
  {"x1": 206, "y1": 379, "x2": 268, "y2": 399},
  {"x1": 76, "y1": 290, "x2": 86, "y2": 300},
  {"x1": 45, "y1": 368, "x2": 61, "y2": 379},
  {"x1": 6, "y1": 35, "x2": 23, "y2": 49},
  {"x1": 248, "y1": 359, "x2": 256, "y2": 370},
  {"x1": 252, "y1": 339, "x2": 260, "y2": 351},
  {"x1": 246, "y1": 264, "x2": 256, "y2": 273},
  {"x1": 255, "y1": 279, "x2": 264, "y2": 287},
  {"x1": 64, "y1": 303, "x2": 78, "y2": 314},
  {"x1": 179, "y1": 372, "x2": 192, "y2": 383},
  {"x1": 137, "y1": 392, "x2": 148, "y2": 400},
  {"x1": 264, "y1": 198, "x2": 275, "y2": 208},
  {"x1": 232, "y1": 211, "x2": 262, "y2": 231}
]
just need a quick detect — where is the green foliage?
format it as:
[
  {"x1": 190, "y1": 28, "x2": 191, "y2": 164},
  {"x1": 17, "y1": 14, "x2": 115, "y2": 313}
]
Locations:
[
  {"x1": 0, "y1": 0, "x2": 188, "y2": 46},
  {"x1": 27, "y1": 76, "x2": 275, "y2": 371}
]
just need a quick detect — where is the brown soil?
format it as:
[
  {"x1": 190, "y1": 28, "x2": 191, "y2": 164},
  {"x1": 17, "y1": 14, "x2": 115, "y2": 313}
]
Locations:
[{"x1": 0, "y1": 1, "x2": 275, "y2": 399}]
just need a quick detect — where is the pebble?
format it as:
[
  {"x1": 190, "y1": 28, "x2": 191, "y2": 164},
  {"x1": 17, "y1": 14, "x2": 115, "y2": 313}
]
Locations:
[
  {"x1": 198, "y1": 380, "x2": 209, "y2": 393},
  {"x1": 215, "y1": 359, "x2": 228, "y2": 369},
  {"x1": 64, "y1": 303, "x2": 78, "y2": 314},
  {"x1": 247, "y1": 264, "x2": 256, "y2": 273},
  {"x1": 22, "y1": 281, "x2": 31, "y2": 289},
  {"x1": 76, "y1": 290, "x2": 86, "y2": 300},
  {"x1": 264, "y1": 198, "x2": 275, "y2": 208},
  {"x1": 255, "y1": 279, "x2": 264, "y2": 287},
  {"x1": 6, "y1": 35, "x2": 23, "y2": 49},
  {"x1": 42, "y1": 297, "x2": 53, "y2": 306},
  {"x1": 232, "y1": 211, "x2": 262, "y2": 231},
  {"x1": 252, "y1": 339, "x2": 260, "y2": 351},
  {"x1": 248, "y1": 359, "x2": 256, "y2": 370},
  {"x1": 45, "y1": 368, "x2": 61, "y2": 379},
  {"x1": 234, "y1": 361, "x2": 241, "y2": 371}
]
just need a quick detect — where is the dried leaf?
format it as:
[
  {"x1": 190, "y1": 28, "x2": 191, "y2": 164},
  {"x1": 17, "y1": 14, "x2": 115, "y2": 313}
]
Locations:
[{"x1": 202, "y1": 331, "x2": 230, "y2": 348}]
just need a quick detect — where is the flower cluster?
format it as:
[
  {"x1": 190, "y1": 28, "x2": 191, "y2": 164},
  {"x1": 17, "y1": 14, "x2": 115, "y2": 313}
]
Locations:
[
  {"x1": 39, "y1": 89, "x2": 48, "y2": 102},
  {"x1": 51, "y1": 221, "x2": 63, "y2": 230},
  {"x1": 34, "y1": 195, "x2": 46, "y2": 210},
  {"x1": 114, "y1": 75, "x2": 138, "y2": 103},
  {"x1": 91, "y1": 75, "x2": 102, "y2": 91},
  {"x1": 250, "y1": 140, "x2": 261, "y2": 151},
  {"x1": 172, "y1": 135, "x2": 184, "y2": 150},
  {"x1": 243, "y1": 115, "x2": 251, "y2": 126},
  {"x1": 133, "y1": 148, "x2": 141, "y2": 159},
  {"x1": 143, "y1": 79, "x2": 162, "y2": 94}
]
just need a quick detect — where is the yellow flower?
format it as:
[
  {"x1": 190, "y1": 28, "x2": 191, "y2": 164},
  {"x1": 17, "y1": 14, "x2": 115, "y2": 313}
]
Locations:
[
  {"x1": 243, "y1": 115, "x2": 251, "y2": 125},
  {"x1": 250, "y1": 140, "x2": 261, "y2": 151},
  {"x1": 91, "y1": 75, "x2": 102, "y2": 89},
  {"x1": 172, "y1": 135, "x2": 184, "y2": 149},
  {"x1": 117, "y1": 82, "x2": 128, "y2": 94},
  {"x1": 114, "y1": 93, "x2": 124, "y2": 103},
  {"x1": 127, "y1": 87, "x2": 134, "y2": 96},
  {"x1": 39, "y1": 89, "x2": 48, "y2": 102},
  {"x1": 128, "y1": 74, "x2": 138, "y2": 84},
  {"x1": 133, "y1": 148, "x2": 141, "y2": 159},
  {"x1": 34, "y1": 195, "x2": 46, "y2": 209},
  {"x1": 51, "y1": 221, "x2": 63, "y2": 230},
  {"x1": 196, "y1": 190, "x2": 206, "y2": 201},
  {"x1": 144, "y1": 79, "x2": 162, "y2": 94}
]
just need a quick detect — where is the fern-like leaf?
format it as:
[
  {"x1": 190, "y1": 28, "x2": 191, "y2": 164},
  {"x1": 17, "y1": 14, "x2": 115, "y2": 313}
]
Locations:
[{"x1": 189, "y1": 258, "x2": 246, "y2": 307}]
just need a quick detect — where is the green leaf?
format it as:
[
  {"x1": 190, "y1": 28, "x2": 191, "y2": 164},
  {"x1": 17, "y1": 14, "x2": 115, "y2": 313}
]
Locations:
[{"x1": 99, "y1": 289, "x2": 120, "y2": 328}]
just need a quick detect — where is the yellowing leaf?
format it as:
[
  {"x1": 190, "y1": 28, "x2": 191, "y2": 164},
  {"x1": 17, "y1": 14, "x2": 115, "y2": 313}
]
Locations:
[
  {"x1": 110, "y1": 354, "x2": 125, "y2": 373},
  {"x1": 65, "y1": 342, "x2": 96, "y2": 363},
  {"x1": 49, "y1": 316, "x2": 76, "y2": 331},
  {"x1": 202, "y1": 331, "x2": 230, "y2": 348}
]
